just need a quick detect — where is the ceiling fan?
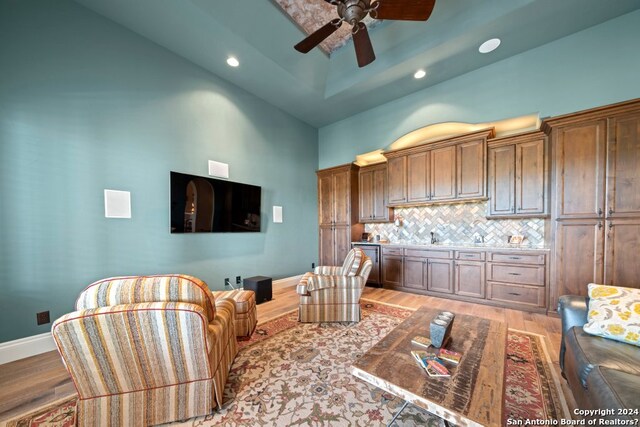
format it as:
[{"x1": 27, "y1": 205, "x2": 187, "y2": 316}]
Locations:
[{"x1": 294, "y1": 0, "x2": 436, "y2": 68}]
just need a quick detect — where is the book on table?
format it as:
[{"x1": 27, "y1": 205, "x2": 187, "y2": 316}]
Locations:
[
  {"x1": 438, "y1": 348, "x2": 462, "y2": 365},
  {"x1": 411, "y1": 335, "x2": 433, "y2": 349},
  {"x1": 425, "y1": 359, "x2": 451, "y2": 377}
]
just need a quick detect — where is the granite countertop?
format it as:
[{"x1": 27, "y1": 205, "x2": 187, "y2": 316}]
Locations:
[{"x1": 352, "y1": 241, "x2": 550, "y2": 252}]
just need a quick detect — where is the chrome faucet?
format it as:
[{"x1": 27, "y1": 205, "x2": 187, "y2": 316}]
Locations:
[{"x1": 430, "y1": 231, "x2": 437, "y2": 244}]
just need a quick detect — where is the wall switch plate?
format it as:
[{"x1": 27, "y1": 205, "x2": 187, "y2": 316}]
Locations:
[
  {"x1": 312, "y1": 263, "x2": 315, "y2": 269},
  {"x1": 36, "y1": 311, "x2": 50, "y2": 325},
  {"x1": 236, "y1": 276, "x2": 241, "y2": 284},
  {"x1": 224, "y1": 278, "x2": 230, "y2": 288}
]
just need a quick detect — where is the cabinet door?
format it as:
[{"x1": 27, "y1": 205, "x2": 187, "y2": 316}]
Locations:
[
  {"x1": 554, "y1": 120, "x2": 606, "y2": 219},
  {"x1": 387, "y1": 156, "x2": 407, "y2": 205},
  {"x1": 430, "y1": 146, "x2": 456, "y2": 201},
  {"x1": 318, "y1": 173, "x2": 334, "y2": 225},
  {"x1": 607, "y1": 113, "x2": 640, "y2": 217},
  {"x1": 457, "y1": 139, "x2": 485, "y2": 199},
  {"x1": 333, "y1": 170, "x2": 350, "y2": 225},
  {"x1": 404, "y1": 258, "x2": 426, "y2": 290},
  {"x1": 319, "y1": 225, "x2": 335, "y2": 266},
  {"x1": 334, "y1": 225, "x2": 351, "y2": 265},
  {"x1": 553, "y1": 220, "x2": 604, "y2": 306},
  {"x1": 359, "y1": 170, "x2": 374, "y2": 222},
  {"x1": 604, "y1": 219, "x2": 640, "y2": 288},
  {"x1": 455, "y1": 261, "x2": 486, "y2": 298},
  {"x1": 488, "y1": 145, "x2": 515, "y2": 216},
  {"x1": 407, "y1": 151, "x2": 430, "y2": 203},
  {"x1": 427, "y1": 259, "x2": 454, "y2": 294},
  {"x1": 382, "y1": 255, "x2": 403, "y2": 288},
  {"x1": 516, "y1": 139, "x2": 546, "y2": 215},
  {"x1": 372, "y1": 167, "x2": 390, "y2": 221}
]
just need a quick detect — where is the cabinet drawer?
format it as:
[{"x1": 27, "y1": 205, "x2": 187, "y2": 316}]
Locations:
[
  {"x1": 487, "y1": 282, "x2": 546, "y2": 308},
  {"x1": 488, "y1": 252, "x2": 545, "y2": 265},
  {"x1": 455, "y1": 251, "x2": 485, "y2": 261},
  {"x1": 382, "y1": 247, "x2": 403, "y2": 256},
  {"x1": 404, "y1": 249, "x2": 453, "y2": 259},
  {"x1": 488, "y1": 264, "x2": 545, "y2": 286}
]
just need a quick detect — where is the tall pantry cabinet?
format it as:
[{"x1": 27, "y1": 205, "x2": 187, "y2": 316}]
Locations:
[
  {"x1": 545, "y1": 100, "x2": 640, "y2": 312},
  {"x1": 317, "y1": 164, "x2": 363, "y2": 266}
]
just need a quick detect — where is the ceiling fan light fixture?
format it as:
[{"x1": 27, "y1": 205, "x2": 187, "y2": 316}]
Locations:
[
  {"x1": 226, "y1": 56, "x2": 240, "y2": 67},
  {"x1": 478, "y1": 38, "x2": 501, "y2": 54},
  {"x1": 414, "y1": 69, "x2": 426, "y2": 79}
]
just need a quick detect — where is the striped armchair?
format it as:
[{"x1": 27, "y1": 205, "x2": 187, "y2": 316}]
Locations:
[
  {"x1": 52, "y1": 274, "x2": 237, "y2": 426},
  {"x1": 297, "y1": 248, "x2": 373, "y2": 322}
]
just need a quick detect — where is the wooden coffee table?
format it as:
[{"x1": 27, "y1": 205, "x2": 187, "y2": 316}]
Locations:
[{"x1": 351, "y1": 306, "x2": 507, "y2": 427}]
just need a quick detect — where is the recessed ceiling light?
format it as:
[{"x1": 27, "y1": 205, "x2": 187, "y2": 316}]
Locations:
[
  {"x1": 414, "y1": 69, "x2": 426, "y2": 79},
  {"x1": 226, "y1": 56, "x2": 240, "y2": 67},
  {"x1": 478, "y1": 38, "x2": 501, "y2": 54}
]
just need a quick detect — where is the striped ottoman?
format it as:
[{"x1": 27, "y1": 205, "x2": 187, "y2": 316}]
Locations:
[{"x1": 211, "y1": 289, "x2": 257, "y2": 338}]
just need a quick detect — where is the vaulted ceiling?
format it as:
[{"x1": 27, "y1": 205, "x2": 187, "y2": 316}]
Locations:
[{"x1": 74, "y1": 0, "x2": 640, "y2": 128}]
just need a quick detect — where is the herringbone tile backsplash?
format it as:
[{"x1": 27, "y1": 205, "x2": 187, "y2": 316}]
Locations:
[{"x1": 365, "y1": 201, "x2": 546, "y2": 247}]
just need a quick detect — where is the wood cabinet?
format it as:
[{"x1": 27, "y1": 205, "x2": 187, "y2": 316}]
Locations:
[
  {"x1": 607, "y1": 113, "x2": 640, "y2": 218},
  {"x1": 455, "y1": 261, "x2": 486, "y2": 298},
  {"x1": 382, "y1": 248, "x2": 403, "y2": 289},
  {"x1": 552, "y1": 220, "x2": 604, "y2": 303},
  {"x1": 427, "y1": 259, "x2": 454, "y2": 294},
  {"x1": 604, "y1": 218, "x2": 640, "y2": 287},
  {"x1": 457, "y1": 139, "x2": 485, "y2": 200},
  {"x1": 317, "y1": 164, "x2": 363, "y2": 267},
  {"x1": 487, "y1": 131, "x2": 547, "y2": 218},
  {"x1": 545, "y1": 100, "x2": 640, "y2": 311},
  {"x1": 430, "y1": 146, "x2": 456, "y2": 201},
  {"x1": 552, "y1": 120, "x2": 607, "y2": 220},
  {"x1": 359, "y1": 164, "x2": 393, "y2": 222},
  {"x1": 404, "y1": 258, "x2": 427, "y2": 290},
  {"x1": 384, "y1": 129, "x2": 492, "y2": 207},
  {"x1": 352, "y1": 243, "x2": 381, "y2": 286},
  {"x1": 407, "y1": 152, "x2": 430, "y2": 203},
  {"x1": 387, "y1": 156, "x2": 407, "y2": 205},
  {"x1": 486, "y1": 251, "x2": 547, "y2": 311}
]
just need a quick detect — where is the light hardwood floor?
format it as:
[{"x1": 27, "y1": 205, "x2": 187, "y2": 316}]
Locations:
[{"x1": 0, "y1": 279, "x2": 573, "y2": 421}]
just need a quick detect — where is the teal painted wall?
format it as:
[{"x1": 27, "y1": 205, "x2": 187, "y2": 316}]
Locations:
[
  {"x1": 319, "y1": 10, "x2": 640, "y2": 169},
  {"x1": 0, "y1": 0, "x2": 318, "y2": 342}
]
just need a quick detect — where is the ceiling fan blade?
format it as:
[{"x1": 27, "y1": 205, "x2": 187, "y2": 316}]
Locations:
[
  {"x1": 352, "y1": 23, "x2": 375, "y2": 68},
  {"x1": 294, "y1": 19, "x2": 342, "y2": 53},
  {"x1": 374, "y1": 0, "x2": 436, "y2": 21}
]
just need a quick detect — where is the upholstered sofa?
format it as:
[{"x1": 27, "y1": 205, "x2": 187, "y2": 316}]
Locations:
[
  {"x1": 52, "y1": 274, "x2": 237, "y2": 426},
  {"x1": 558, "y1": 295, "x2": 640, "y2": 420},
  {"x1": 297, "y1": 248, "x2": 373, "y2": 322}
]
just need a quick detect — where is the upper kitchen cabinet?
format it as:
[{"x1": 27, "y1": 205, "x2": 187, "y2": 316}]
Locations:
[
  {"x1": 383, "y1": 129, "x2": 493, "y2": 207},
  {"x1": 359, "y1": 163, "x2": 393, "y2": 222},
  {"x1": 550, "y1": 119, "x2": 607, "y2": 220},
  {"x1": 487, "y1": 131, "x2": 548, "y2": 218},
  {"x1": 317, "y1": 164, "x2": 363, "y2": 266},
  {"x1": 606, "y1": 112, "x2": 640, "y2": 218},
  {"x1": 386, "y1": 156, "x2": 407, "y2": 205},
  {"x1": 456, "y1": 138, "x2": 486, "y2": 200}
]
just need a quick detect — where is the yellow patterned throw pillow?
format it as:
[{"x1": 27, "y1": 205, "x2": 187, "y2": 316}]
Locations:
[{"x1": 583, "y1": 284, "x2": 640, "y2": 347}]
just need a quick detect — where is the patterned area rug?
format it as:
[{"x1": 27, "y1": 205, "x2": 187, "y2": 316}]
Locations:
[{"x1": 4, "y1": 300, "x2": 569, "y2": 426}]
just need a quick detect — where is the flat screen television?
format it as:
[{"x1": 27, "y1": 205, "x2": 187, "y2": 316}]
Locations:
[{"x1": 170, "y1": 171, "x2": 261, "y2": 233}]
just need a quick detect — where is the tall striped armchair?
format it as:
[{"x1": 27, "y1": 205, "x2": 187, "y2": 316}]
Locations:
[
  {"x1": 52, "y1": 274, "x2": 237, "y2": 426},
  {"x1": 297, "y1": 248, "x2": 373, "y2": 322}
]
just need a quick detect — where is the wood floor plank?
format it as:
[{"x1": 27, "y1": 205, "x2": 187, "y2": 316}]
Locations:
[{"x1": 0, "y1": 281, "x2": 565, "y2": 422}]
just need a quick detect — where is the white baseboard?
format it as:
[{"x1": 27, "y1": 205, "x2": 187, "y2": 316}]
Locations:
[
  {"x1": 0, "y1": 332, "x2": 56, "y2": 365},
  {"x1": 272, "y1": 274, "x2": 303, "y2": 290}
]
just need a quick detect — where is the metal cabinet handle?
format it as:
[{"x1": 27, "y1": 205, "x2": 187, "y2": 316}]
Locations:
[
  {"x1": 508, "y1": 273, "x2": 521, "y2": 276},
  {"x1": 463, "y1": 254, "x2": 474, "y2": 258},
  {"x1": 508, "y1": 292, "x2": 521, "y2": 296},
  {"x1": 597, "y1": 208, "x2": 602, "y2": 217},
  {"x1": 609, "y1": 222, "x2": 613, "y2": 230},
  {"x1": 598, "y1": 222, "x2": 603, "y2": 230},
  {"x1": 508, "y1": 257, "x2": 521, "y2": 260},
  {"x1": 608, "y1": 208, "x2": 614, "y2": 216}
]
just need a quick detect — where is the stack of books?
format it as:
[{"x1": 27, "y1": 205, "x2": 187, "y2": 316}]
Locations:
[{"x1": 410, "y1": 335, "x2": 463, "y2": 378}]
